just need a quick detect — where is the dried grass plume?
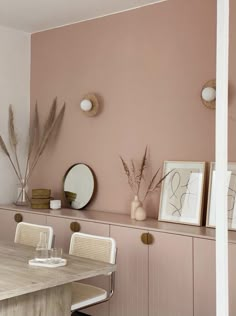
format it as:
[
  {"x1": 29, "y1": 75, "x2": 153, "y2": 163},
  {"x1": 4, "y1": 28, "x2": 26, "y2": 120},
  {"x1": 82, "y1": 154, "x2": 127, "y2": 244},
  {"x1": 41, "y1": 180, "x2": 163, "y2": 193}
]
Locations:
[
  {"x1": 0, "y1": 98, "x2": 66, "y2": 187},
  {"x1": 120, "y1": 146, "x2": 172, "y2": 202}
]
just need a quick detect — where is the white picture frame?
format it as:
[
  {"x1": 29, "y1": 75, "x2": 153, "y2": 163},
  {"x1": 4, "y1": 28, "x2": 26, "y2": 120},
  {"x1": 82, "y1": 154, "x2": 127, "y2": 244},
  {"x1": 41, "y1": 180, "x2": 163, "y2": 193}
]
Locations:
[
  {"x1": 158, "y1": 161, "x2": 206, "y2": 226},
  {"x1": 206, "y1": 162, "x2": 236, "y2": 230}
]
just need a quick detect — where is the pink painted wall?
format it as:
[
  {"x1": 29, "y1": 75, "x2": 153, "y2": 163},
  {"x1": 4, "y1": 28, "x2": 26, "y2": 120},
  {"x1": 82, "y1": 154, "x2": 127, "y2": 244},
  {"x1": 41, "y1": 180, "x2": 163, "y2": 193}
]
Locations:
[{"x1": 30, "y1": 0, "x2": 236, "y2": 217}]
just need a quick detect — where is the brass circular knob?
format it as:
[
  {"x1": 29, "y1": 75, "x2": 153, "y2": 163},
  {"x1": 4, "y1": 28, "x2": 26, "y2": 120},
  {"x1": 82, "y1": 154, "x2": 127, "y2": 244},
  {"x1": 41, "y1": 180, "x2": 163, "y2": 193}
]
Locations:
[
  {"x1": 70, "y1": 222, "x2": 80, "y2": 232},
  {"x1": 141, "y1": 232, "x2": 153, "y2": 245},
  {"x1": 14, "y1": 213, "x2": 23, "y2": 223}
]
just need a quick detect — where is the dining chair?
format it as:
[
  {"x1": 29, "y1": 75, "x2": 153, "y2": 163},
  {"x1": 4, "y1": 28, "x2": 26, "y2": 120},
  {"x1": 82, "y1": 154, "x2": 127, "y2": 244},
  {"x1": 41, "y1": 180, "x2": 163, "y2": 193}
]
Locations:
[
  {"x1": 69, "y1": 232, "x2": 116, "y2": 314},
  {"x1": 14, "y1": 222, "x2": 53, "y2": 248}
]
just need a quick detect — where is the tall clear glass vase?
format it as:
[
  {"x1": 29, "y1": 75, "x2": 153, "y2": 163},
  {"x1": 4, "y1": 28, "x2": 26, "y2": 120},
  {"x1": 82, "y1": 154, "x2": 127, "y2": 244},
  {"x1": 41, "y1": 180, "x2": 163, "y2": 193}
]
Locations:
[{"x1": 15, "y1": 179, "x2": 30, "y2": 206}]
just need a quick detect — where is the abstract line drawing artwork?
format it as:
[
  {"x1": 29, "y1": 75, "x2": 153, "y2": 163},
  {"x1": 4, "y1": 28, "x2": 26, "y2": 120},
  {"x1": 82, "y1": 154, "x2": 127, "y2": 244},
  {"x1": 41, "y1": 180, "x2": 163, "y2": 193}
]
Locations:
[
  {"x1": 158, "y1": 161, "x2": 206, "y2": 226},
  {"x1": 206, "y1": 162, "x2": 236, "y2": 230}
]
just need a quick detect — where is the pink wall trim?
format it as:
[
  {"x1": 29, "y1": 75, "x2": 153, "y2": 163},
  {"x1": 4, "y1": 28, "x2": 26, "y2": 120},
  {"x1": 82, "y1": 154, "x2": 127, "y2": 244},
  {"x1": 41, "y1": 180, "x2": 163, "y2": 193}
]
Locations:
[{"x1": 30, "y1": 0, "x2": 236, "y2": 217}]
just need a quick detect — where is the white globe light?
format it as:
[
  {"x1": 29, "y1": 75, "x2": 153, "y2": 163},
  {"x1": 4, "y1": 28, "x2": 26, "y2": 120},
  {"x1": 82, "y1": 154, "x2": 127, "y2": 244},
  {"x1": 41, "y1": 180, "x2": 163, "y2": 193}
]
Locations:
[
  {"x1": 202, "y1": 87, "x2": 216, "y2": 102},
  {"x1": 80, "y1": 99, "x2": 93, "y2": 112}
]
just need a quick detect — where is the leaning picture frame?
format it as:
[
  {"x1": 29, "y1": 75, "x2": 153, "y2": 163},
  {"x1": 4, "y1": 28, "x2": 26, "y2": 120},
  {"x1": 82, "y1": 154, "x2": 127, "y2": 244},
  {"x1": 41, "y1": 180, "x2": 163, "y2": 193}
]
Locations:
[
  {"x1": 206, "y1": 162, "x2": 236, "y2": 230},
  {"x1": 158, "y1": 161, "x2": 206, "y2": 226}
]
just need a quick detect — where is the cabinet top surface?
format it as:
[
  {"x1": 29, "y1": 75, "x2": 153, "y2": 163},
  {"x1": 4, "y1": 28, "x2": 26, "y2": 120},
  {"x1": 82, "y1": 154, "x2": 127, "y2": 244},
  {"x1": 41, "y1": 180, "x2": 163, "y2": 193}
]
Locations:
[
  {"x1": 0, "y1": 241, "x2": 115, "y2": 301},
  {"x1": 1, "y1": 204, "x2": 236, "y2": 243}
]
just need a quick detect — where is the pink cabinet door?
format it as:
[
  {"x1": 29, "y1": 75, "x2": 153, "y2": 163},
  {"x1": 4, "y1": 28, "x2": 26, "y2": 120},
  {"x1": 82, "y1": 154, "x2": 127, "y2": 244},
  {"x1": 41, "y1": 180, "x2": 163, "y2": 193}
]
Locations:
[
  {"x1": 0, "y1": 209, "x2": 17, "y2": 242},
  {"x1": 194, "y1": 238, "x2": 236, "y2": 316},
  {"x1": 46, "y1": 215, "x2": 110, "y2": 316},
  {"x1": 110, "y1": 225, "x2": 149, "y2": 316},
  {"x1": 149, "y1": 231, "x2": 193, "y2": 316},
  {"x1": 46, "y1": 216, "x2": 109, "y2": 252},
  {"x1": 229, "y1": 243, "x2": 236, "y2": 315},
  {"x1": 20, "y1": 211, "x2": 47, "y2": 225},
  {"x1": 0, "y1": 209, "x2": 47, "y2": 242},
  {"x1": 194, "y1": 238, "x2": 215, "y2": 316}
]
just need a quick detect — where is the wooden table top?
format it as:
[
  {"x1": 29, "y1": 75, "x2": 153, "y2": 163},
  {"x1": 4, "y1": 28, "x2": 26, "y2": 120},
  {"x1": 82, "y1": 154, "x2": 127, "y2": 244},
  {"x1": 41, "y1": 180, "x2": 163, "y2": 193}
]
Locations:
[{"x1": 0, "y1": 241, "x2": 116, "y2": 301}]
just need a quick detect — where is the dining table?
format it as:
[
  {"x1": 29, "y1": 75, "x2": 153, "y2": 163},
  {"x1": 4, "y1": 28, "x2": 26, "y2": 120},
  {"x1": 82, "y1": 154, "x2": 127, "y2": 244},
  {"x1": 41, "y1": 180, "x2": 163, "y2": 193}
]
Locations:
[{"x1": 0, "y1": 241, "x2": 116, "y2": 316}]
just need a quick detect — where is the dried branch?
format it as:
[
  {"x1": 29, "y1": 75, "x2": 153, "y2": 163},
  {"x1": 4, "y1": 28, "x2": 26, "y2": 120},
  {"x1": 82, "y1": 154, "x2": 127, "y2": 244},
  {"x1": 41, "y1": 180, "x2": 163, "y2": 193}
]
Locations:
[
  {"x1": 131, "y1": 160, "x2": 136, "y2": 177},
  {"x1": 0, "y1": 135, "x2": 21, "y2": 181},
  {"x1": 142, "y1": 169, "x2": 174, "y2": 202},
  {"x1": 120, "y1": 156, "x2": 136, "y2": 194},
  {"x1": 8, "y1": 105, "x2": 22, "y2": 180},
  {"x1": 131, "y1": 160, "x2": 138, "y2": 193},
  {"x1": 143, "y1": 167, "x2": 161, "y2": 201},
  {"x1": 120, "y1": 147, "x2": 148, "y2": 196},
  {"x1": 42, "y1": 97, "x2": 57, "y2": 140},
  {"x1": 137, "y1": 146, "x2": 147, "y2": 195},
  {"x1": 26, "y1": 98, "x2": 58, "y2": 181},
  {"x1": 24, "y1": 102, "x2": 40, "y2": 183},
  {"x1": 38, "y1": 103, "x2": 65, "y2": 157},
  {"x1": 120, "y1": 145, "x2": 175, "y2": 204},
  {"x1": 8, "y1": 105, "x2": 17, "y2": 147},
  {"x1": 26, "y1": 103, "x2": 66, "y2": 182},
  {"x1": 0, "y1": 135, "x2": 9, "y2": 157},
  {"x1": 153, "y1": 169, "x2": 174, "y2": 190},
  {"x1": 0, "y1": 98, "x2": 65, "y2": 189}
]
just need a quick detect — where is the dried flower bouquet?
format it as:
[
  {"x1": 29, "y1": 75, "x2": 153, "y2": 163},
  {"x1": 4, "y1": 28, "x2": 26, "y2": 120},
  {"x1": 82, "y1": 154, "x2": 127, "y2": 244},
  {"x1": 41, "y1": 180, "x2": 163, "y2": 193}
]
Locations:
[
  {"x1": 120, "y1": 146, "x2": 172, "y2": 203},
  {"x1": 0, "y1": 98, "x2": 65, "y2": 204}
]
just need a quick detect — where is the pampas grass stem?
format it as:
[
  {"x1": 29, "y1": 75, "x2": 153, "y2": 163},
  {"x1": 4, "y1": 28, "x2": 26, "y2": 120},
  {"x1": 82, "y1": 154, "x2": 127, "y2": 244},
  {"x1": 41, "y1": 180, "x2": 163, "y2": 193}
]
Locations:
[
  {"x1": 8, "y1": 105, "x2": 23, "y2": 180},
  {"x1": 137, "y1": 146, "x2": 147, "y2": 195},
  {"x1": 143, "y1": 169, "x2": 173, "y2": 202},
  {"x1": 120, "y1": 146, "x2": 173, "y2": 202},
  {"x1": 26, "y1": 102, "x2": 65, "y2": 182},
  {"x1": 24, "y1": 102, "x2": 39, "y2": 184},
  {"x1": 0, "y1": 135, "x2": 21, "y2": 182},
  {"x1": 0, "y1": 98, "x2": 65, "y2": 188}
]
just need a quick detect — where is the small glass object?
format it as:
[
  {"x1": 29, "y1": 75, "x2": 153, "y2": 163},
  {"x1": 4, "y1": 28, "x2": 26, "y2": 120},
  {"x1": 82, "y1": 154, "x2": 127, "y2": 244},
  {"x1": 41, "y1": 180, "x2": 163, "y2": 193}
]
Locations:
[
  {"x1": 15, "y1": 178, "x2": 30, "y2": 206},
  {"x1": 35, "y1": 231, "x2": 49, "y2": 262},
  {"x1": 50, "y1": 248, "x2": 63, "y2": 263}
]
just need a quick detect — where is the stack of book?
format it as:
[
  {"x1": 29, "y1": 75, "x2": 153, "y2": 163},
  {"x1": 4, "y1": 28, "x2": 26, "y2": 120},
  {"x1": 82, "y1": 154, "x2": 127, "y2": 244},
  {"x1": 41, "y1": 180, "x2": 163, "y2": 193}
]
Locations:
[{"x1": 31, "y1": 189, "x2": 51, "y2": 209}]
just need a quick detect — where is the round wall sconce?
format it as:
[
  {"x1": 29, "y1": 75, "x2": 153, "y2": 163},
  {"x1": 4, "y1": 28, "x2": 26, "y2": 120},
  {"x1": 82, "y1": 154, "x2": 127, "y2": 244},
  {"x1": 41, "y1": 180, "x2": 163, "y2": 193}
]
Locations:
[
  {"x1": 80, "y1": 93, "x2": 99, "y2": 117},
  {"x1": 201, "y1": 80, "x2": 216, "y2": 109}
]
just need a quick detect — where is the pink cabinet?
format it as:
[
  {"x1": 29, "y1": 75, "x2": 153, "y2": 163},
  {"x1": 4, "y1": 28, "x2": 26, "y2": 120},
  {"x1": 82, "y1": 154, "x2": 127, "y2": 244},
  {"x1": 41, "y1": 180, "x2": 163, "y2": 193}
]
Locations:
[
  {"x1": 2, "y1": 206, "x2": 236, "y2": 316},
  {"x1": 193, "y1": 238, "x2": 215, "y2": 316},
  {"x1": 110, "y1": 226, "x2": 193, "y2": 316},
  {"x1": 19, "y1": 211, "x2": 47, "y2": 224},
  {"x1": 46, "y1": 216, "x2": 75, "y2": 251},
  {"x1": 149, "y1": 232, "x2": 193, "y2": 316},
  {"x1": 0, "y1": 209, "x2": 17, "y2": 242},
  {"x1": 46, "y1": 216, "x2": 109, "y2": 252},
  {"x1": 194, "y1": 238, "x2": 236, "y2": 316},
  {"x1": 46, "y1": 215, "x2": 110, "y2": 316},
  {"x1": 110, "y1": 225, "x2": 149, "y2": 316},
  {"x1": 229, "y1": 243, "x2": 236, "y2": 314},
  {"x1": 0, "y1": 209, "x2": 46, "y2": 242}
]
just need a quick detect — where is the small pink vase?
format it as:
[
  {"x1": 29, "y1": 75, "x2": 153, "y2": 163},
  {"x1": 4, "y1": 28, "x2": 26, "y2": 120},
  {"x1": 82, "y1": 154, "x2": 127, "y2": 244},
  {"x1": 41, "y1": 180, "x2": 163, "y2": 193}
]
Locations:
[{"x1": 131, "y1": 195, "x2": 140, "y2": 219}]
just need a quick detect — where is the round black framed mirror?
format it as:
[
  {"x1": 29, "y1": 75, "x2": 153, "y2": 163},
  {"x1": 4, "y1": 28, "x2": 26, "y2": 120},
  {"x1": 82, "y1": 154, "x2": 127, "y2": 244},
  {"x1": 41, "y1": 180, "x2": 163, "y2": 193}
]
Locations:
[{"x1": 63, "y1": 163, "x2": 95, "y2": 209}]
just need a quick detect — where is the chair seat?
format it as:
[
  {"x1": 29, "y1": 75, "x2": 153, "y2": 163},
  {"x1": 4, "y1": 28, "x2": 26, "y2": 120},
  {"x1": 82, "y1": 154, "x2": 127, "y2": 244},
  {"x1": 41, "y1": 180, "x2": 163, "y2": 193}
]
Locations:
[{"x1": 71, "y1": 282, "x2": 107, "y2": 311}]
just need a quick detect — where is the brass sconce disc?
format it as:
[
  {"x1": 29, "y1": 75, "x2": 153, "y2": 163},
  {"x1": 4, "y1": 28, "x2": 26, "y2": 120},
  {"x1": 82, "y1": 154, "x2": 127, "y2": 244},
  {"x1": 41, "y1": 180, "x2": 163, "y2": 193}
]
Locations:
[
  {"x1": 80, "y1": 93, "x2": 99, "y2": 117},
  {"x1": 201, "y1": 79, "x2": 216, "y2": 110}
]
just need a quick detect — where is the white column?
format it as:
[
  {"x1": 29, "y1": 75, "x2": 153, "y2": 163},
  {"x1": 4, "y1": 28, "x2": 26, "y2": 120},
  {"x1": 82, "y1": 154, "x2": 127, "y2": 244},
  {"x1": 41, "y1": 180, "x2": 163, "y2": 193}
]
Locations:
[{"x1": 215, "y1": 0, "x2": 229, "y2": 316}]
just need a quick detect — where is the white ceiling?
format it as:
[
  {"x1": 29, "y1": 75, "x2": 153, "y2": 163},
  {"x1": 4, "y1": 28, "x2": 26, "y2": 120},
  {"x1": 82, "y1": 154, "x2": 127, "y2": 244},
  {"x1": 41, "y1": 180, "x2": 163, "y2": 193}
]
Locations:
[{"x1": 0, "y1": 0, "x2": 166, "y2": 33}]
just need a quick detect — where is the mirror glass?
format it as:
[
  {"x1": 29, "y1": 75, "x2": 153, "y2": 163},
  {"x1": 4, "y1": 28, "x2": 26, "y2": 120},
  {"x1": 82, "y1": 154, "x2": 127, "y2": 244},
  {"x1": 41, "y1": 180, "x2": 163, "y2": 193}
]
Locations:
[{"x1": 64, "y1": 164, "x2": 95, "y2": 209}]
